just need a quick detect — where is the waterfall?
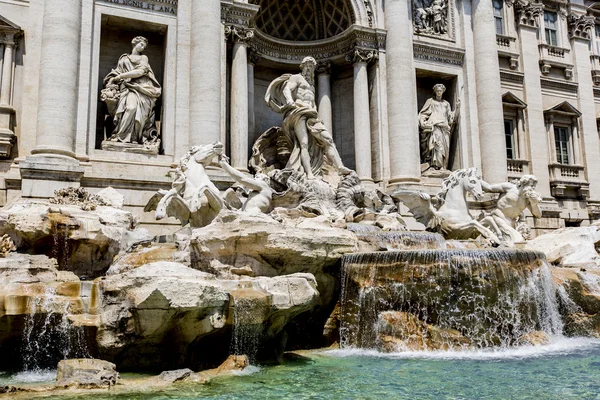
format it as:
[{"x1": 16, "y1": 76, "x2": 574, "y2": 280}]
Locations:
[
  {"x1": 229, "y1": 293, "x2": 269, "y2": 363},
  {"x1": 340, "y1": 249, "x2": 563, "y2": 351},
  {"x1": 21, "y1": 286, "x2": 90, "y2": 371},
  {"x1": 347, "y1": 224, "x2": 446, "y2": 251}
]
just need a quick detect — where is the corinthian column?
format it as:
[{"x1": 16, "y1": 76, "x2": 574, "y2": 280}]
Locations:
[
  {"x1": 348, "y1": 49, "x2": 376, "y2": 182},
  {"x1": 317, "y1": 61, "x2": 333, "y2": 134},
  {"x1": 190, "y1": 0, "x2": 222, "y2": 145},
  {"x1": 472, "y1": 0, "x2": 507, "y2": 183},
  {"x1": 0, "y1": 35, "x2": 15, "y2": 106},
  {"x1": 384, "y1": 0, "x2": 420, "y2": 187},
  {"x1": 20, "y1": 0, "x2": 84, "y2": 196},
  {"x1": 227, "y1": 27, "x2": 253, "y2": 170},
  {"x1": 31, "y1": 0, "x2": 82, "y2": 159}
]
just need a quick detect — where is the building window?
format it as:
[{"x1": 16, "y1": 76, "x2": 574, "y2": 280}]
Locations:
[
  {"x1": 554, "y1": 126, "x2": 570, "y2": 164},
  {"x1": 544, "y1": 11, "x2": 558, "y2": 46},
  {"x1": 595, "y1": 25, "x2": 600, "y2": 54},
  {"x1": 493, "y1": 0, "x2": 504, "y2": 35},
  {"x1": 504, "y1": 119, "x2": 515, "y2": 159}
]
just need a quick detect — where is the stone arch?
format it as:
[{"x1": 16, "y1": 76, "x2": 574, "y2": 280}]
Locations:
[{"x1": 249, "y1": 0, "x2": 372, "y2": 42}]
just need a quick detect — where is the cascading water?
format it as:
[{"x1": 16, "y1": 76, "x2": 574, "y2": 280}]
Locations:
[
  {"x1": 229, "y1": 293, "x2": 269, "y2": 363},
  {"x1": 340, "y1": 249, "x2": 563, "y2": 351},
  {"x1": 21, "y1": 286, "x2": 90, "y2": 372}
]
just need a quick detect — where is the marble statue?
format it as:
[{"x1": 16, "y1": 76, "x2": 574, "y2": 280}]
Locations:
[
  {"x1": 481, "y1": 175, "x2": 543, "y2": 246},
  {"x1": 144, "y1": 142, "x2": 224, "y2": 227},
  {"x1": 101, "y1": 36, "x2": 162, "y2": 152},
  {"x1": 413, "y1": 0, "x2": 448, "y2": 35},
  {"x1": 392, "y1": 168, "x2": 501, "y2": 245},
  {"x1": 263, "y1": 56, "x2": 349, "y2": 179},
  {"x1": 418, "y1": 84, "x2": 459, "y2": 171},
  {"x1": 218, "y1": 155, "x2": 273, "y2": 214}
]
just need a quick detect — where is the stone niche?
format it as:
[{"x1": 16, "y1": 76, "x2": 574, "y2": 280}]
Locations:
[
  {"x1": 95, "y1": 15, "x2": 167, "y2": 154},
  {"x1": 415, "y1": 70, "x2": 458, "y2": 171},
  {"x1": 250, "y1": 62, "x2": 356, "y2": 170}
]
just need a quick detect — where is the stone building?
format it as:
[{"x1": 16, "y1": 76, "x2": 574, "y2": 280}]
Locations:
[{"x1": 0, "y1": 0, "x2": 599, "y2": 235}]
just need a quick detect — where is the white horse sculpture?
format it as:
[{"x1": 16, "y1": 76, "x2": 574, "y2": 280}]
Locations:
[
  {"x1": 145, "y1": 142, "x2": 224, "y2": 228},
  {"x1": 393, "y1": 168, "x2": 501, "y2": 245}
]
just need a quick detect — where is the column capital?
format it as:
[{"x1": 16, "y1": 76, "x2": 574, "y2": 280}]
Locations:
[
  {"x1": 248, "y1": 47, "x2": 261, "y2": 65},
  {"x1": 316, "y1": 61, "x2": 331, "y2": 75},
  {"x1": 1, "y1": 33, "x2": 16, "y2": 48},
  {"x1": 224, "y1": 25, "x2": 254, "y2": 44},
  {"x1": 345, "y1": 48, "x2": 378, "y2": 65},
  {"x1": 568, "y1": 14, "x2": 595, "y2": 41},
  {"x1": 514, "y1": 1, "x2": 543, "y2": 29}
]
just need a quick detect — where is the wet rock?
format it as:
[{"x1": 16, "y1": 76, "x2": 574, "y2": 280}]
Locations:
[
  {"x1": 213, "y1": 355, "x2": 249, "y2": 373},
  {"x1": 56, "y1": 358, "x2": 118, "y2": 387},
  {"x1": 376, "y1": 311, "x2": 470, "y2": 352},
  {"x1": 157, "y1": 368, "x2": 194, "y2": 383},
  {"x1": 517, "y1": 331, "x2": 551, "y2": 346},
  {"x1": 525, "y1": 226, "x2": 600, "y2": 268},
  {"x1": 553, "y1": 267, "x2": 600, "y2": 337}
]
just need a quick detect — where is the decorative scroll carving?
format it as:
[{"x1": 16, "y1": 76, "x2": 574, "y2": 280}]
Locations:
[
  {"x1": 224, "y1": 25, "x2": 254, "y2": 44},
  {"x1": 364, "y1": 0, "x2": 374, "y2": 27},
  {"x1": 248, "y1": 47, "x2": 262, "y2": 65},
  {"x1": 345, "y1": 48, "x2": 378, "y2": 64},
  {"x1": 514, "y1": 1, "x2": 543, "y2": 28},
  {"x1": 568, "y1": 14, "x2": 595, "y2": 41},
  {"x1": 316, "y1": 61, "x2": 332, "y2": 75}
]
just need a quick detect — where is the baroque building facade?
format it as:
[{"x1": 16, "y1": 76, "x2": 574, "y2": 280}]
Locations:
[{"x1": 0, "y1": 0, "x2": 599, "y2": 235}]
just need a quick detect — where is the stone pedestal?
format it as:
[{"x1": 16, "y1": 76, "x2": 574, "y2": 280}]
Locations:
[
  {"x1": 19, "y1": 155, "x2": 84, "y2": 198},
  {"x1": 101, "y1": 140, "x2": 160, "y2": 155}
]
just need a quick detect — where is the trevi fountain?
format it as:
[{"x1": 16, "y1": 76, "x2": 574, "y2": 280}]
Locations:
[{"x1": 1, "y1": 0, "x2": 600, "y2": 399}]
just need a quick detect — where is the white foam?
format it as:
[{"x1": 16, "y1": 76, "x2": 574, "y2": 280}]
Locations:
[
  {"x1": 324, "y1": 337, "x2": 600, "y2": 361},
  {"x1": 231, "y1": 365, "x2": 261, "y2": 376},
  {"x1": 10, "y1": 369, "x2": 56, "y2": 384}
]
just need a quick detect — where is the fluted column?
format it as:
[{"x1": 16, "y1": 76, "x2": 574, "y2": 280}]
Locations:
[
  {"x1": 516, "y1": 2, "x2": 550, "y2": 196},
  {"x1": 317, "y1": 61, "x2": 333, "y2": 134},
  {"x1": 569, "y1": 14, "x2": 600, "y2": 199},
  {"x1": 227, "y1": 27, "x2": 253, "y2": 170},
  {"x1": 31, "y1": 0, "x2": 82, "y2": 158},
  {"x1": 248, "y1": 49, "x2": 260, "y2": 145},
  {"x1": 385, "y1": 0, "x2": 420, "y2": 186},
  {"x1": 348, "y1": 49, "x2": 376, "y2": 182},
  {"x1": 190, "y1": 0, "x2": 222, "y2": 145},
  {"x1": 0, "y1": 35, "x2": 15, "y2": 106},
  {"x1": 472, "y1": 0, "x2": 507, "y2": 183}
]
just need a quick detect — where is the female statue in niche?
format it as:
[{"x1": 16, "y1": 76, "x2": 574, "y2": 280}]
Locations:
[
  {"x1": 418, "y1": 83, "x2": 459, "y2": 171},
  {"x1": 101, "y1": 36, "x2": 162, "y2": 148}
]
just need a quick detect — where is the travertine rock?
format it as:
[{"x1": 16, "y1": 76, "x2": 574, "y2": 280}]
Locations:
[
  {"x1": 190, "y1": 211, "x2": 357, "y2": 306},
  {"x1": 553, "y1": 267, "x2": 600, "y2": 337},
  {"x1": 94, "y1": 261, "x2": 319, "y2": 369},
  {"x1": 56, "y1": 359, "x2": 118, "y2": 387},
  {"x1": 96, "y1": 187, "x2": 125, "y2": 209},
  {"x1": 526, "y1": 226, "x2": 600, "y2": 268},
  {"x1": 376, "y1": 311, "x2": 470, "y2": 352},
  {"x1": 0, "y1": 199, "x2": 150, "y2": 277}
]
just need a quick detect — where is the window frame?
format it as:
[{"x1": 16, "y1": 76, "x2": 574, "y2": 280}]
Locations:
[
  {"x1": 544, "y1": 11, "x2": 559, "y2": 47},
  {"x1": 504, "y1": 118, "x2": 517, "y2": 160},
  {"x1": 493, "y1": 0, "x2": 504, "y2": 35},
  {"x1": 554, "y1": 125, "x2": 571, "y2": 165}
]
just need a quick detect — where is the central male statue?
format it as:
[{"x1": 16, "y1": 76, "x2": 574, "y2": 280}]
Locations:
[{"x1": 265, "y1": 56, "x2": 349, "y2": 179}]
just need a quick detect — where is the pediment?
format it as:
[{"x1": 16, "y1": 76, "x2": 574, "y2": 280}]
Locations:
[
  {"x1": 544, "y1": 101, "x2": 582, "y2": 117},
  {"x1": 0, "y1": 15, "x2": 21, "y2": 34},
  {"x1": 502, "y1": 92, "x2": 527, "y2": 109}
]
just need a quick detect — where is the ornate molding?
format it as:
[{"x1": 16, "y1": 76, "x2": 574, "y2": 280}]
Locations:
[
  {"x1": 224, "y1": 25, "x2": 254, "y2": 44},
  {"x1": 514, "y1": 1, "x2": 543, "y2": 28},
  {"x1": 220, "y1": 0, "x2": 259, "y2": 28},
  {"x1": 346, "y1": 48, "x2": 378, "y2": 64},
  {"x1": 500, "y1": 70, "x2": 525, "y2": 85},
  {"x1": 248, "y1": 47, "x2": 262, "y2": 65},
  {"x1": 540, "y1": 77, "x2": 578, "y2": 93},
  {"x1": 364, "y1": 0, "x2": 374, "y2": 28},
  {"x1": 247, "y1": 24, "x2": 386, "y2": 65},
  {"x1": 413, "y1": 42, "x2": 464, "y2": 66},
  {"x1": 568, "y1": 14, "x2": 595, "y2": 41}
]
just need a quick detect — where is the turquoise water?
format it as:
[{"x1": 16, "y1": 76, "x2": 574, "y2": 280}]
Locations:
[{"x1": 3, "y1": 338, "x2": 600, "y2": 400}]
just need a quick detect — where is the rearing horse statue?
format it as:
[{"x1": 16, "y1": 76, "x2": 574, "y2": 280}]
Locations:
[
  {"x1": 144, "y1": 142, "x2": 224, "y2": 228},
  {"x1": 392, "y1": 168, "x2": 501, "y2": 245}
]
